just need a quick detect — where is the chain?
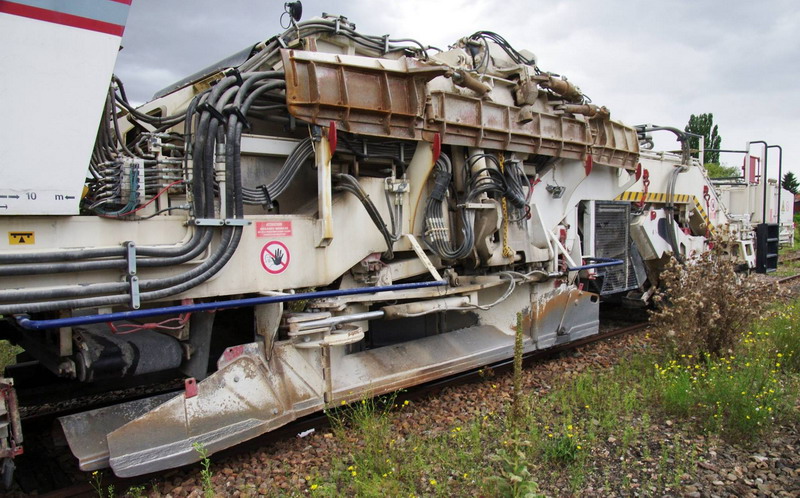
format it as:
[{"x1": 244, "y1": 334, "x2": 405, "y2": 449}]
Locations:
[{"x1": 499, "y1": 155, "x2": 514, "y2": 258}]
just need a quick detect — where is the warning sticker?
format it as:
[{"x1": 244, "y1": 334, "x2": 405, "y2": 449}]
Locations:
[
  {"x1": 256, "y1": 220, "x2": 292, "y2": 238},
  {"x1": 8, "y1": 231, "x2": 34, "y2": 245},
  {"x1": 260, "y1": 241, "x2": 290, "y2": 274}
]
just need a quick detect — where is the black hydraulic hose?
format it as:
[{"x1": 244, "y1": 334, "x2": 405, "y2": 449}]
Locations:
[
  {"x1": 424, "y1": 154, "x2": 475, "y2": 260},
  {"x1": 0, "y1": 75, "x2": 287, "y2": 311},
  {"x1": 0, "y1": 259, "x2": 127, "y2": 276},
  {"x1": 109, "y1": 87, "x2": 148, "y2": 159},
  {"x1": 139, "y1": 228, "x2": 243, "y2": 301},
  {"x1": 333, "y1": 174, "x2": 395, "y2": 260},
  {"x1": 112, "y1": 75, "x2": 186, "y2": 127},
  {"x1": 0, "y1": 223, "x2": 211, "y2": 264},
  {"x1": 0, "y1": 94, "x2": 212, "y2": 266},
  {"x1": 0, "y1": 234, "x2": 242, "y2": 315},
  {"x1": 0, "y1": 246, "x2": 127, "y2": 264},
  {"x1": 0, "y1": 281, "x2": 127, "y2": 303},
  {"x1": 217, "y1": 75, "x2": 284, "y2": 217},
  {"x1": 197, "y1": 72, "x2": 282, "y2": 180},
  {"x1": 0, "y1": 228, "x2": 214, "y2": 276},
  {"x1": 185, "y1": 92, "x2": 208, "y2": 216},
  {"x1": 241, "y1": 137, "x2": 313, "y2": 203},
  {"x1": 0, "y1": 214, "x2": 240, "y2": 313},
  {"x1": 193, "y1": 77, "x2": 238, "y2": 216},
  {"x1": 0, "y1": 227, "x2": 228, "y2": 305},
  {"x1": 635, "y1": 125, "x2": 693, "y2": 164}
]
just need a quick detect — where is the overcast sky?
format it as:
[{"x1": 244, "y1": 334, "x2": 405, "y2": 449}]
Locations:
[{"x1": 114, "y1": 0, "x2": 799, "y2": 179}]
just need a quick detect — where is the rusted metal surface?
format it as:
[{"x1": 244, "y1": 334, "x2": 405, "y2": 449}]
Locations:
[
  {"x1": 281, "y1": 49, "x2": 639, "y2": 170},
  {"x1": 530, "y1": 287, "x2": 600, "y2": 349},
  {"x1": 282, "y1": 49, "x2": 443, "y2": 139},
  {"x1": 777, "y1": 272, "x2": 800, "y2": 285},
  {"x1": 0, "y1": 379, "x2": 23, "y2": 459}
]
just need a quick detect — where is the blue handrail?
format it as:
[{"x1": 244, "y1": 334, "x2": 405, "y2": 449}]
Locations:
[
  {"x1": 16, "y1": 280, "x2": 448, "y2": 330},
  {"x1": 567, "y1": 257, "x2": 624, "y2": 272}
]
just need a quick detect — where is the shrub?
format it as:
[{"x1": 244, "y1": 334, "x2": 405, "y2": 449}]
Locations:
[{"x1": 651, "y1": 240, "x2": 777, "y2": 357}]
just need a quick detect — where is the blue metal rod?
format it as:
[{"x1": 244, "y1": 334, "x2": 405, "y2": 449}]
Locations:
[
  {"x1": 567, "y1": 258, "x2": 624, "y2": 272},
  {"x1": 15, "y1": 280, "x2": 448, "y2": 330}
]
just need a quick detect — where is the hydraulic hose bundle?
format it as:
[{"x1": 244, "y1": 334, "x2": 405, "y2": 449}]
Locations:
[
  {"x1": 424, "y1": 152, "x2": 531, "y2": 261},
  {"x1": 87, "y1": 80, "x2": 187, "y2": 216},
  {"x1": 0, "y1": 71, "x2": 290, "y2": 315},
  {"x1": 424, "y1": 154, "x2": 475, "y2": 260}
]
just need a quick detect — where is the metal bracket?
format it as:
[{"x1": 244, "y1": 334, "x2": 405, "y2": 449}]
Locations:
[
  {"x1": 316, "y1": 133, "x2": 334, "y2": 247},
  {"x1": 546, "y1": 184, "x2": 566, "y2": 198},
  {"x1": 404, "y1": 234, "x2": 443, "y2": 281},
  {"x1": 193, "y1": 218, "x2": 252, "y2": 226},
  {"x1": 460, "y1": 202, "x2": 495, "y2": 209},
  {"x1": 124, "y1": 241, "x2": 140, "y2": 310},
  {"x1": 384, "y1": 177, "x2": 409, "y2": 193}
]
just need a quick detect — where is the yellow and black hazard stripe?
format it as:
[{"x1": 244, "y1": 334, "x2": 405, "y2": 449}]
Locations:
[
  {"x1": 614, "y1": 192, "x2": 716, "y2": 234},
  {"x1": 692, "y1": 197, "x2": 716, "y2": 234},
  {"x1": 614, "y1": 192, "x2": 692, "y2": 204}
]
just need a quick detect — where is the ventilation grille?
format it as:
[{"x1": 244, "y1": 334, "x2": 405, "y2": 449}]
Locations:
[{"x1": 594, "y1": 201, "x2": 642, "y2": 295}]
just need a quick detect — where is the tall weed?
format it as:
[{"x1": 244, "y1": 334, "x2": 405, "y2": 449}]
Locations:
[{"x1": 651, "y1": 238, "x2": 776, "y2": 357}]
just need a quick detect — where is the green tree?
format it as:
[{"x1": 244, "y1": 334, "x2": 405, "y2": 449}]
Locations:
[
  {"x1": 685, "y1": 113, "x2": 722, "y2": 164},
  {"x1": 704, "y1": 162, "x2": 739, "y2": 179},
  {"x1": 782, "y1": 172, "x2": 799, "y2": 195}
]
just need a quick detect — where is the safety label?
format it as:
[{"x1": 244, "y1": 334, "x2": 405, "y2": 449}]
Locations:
[
  {"x1": 260, "y1": 241, "x2": 290, "y2": 274},
  {"x1": 8, "y1": 231, "x2": 34, "y2": 245},
  {"x1": 256, "y1": 220, "x2": 292, "y2": 238}
]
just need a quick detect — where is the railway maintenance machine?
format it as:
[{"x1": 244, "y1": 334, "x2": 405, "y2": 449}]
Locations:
[{"x1": 0, "y1": 1, "x2": 757, "y2": 482}]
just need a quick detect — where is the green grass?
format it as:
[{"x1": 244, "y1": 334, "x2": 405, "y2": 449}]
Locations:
[
  {"x1": 302, "y1": 297, "x2": 800, "y2": 496},
  {"x1": 755, "y1": 302, "x2": 800, "y2": 373},
  {"x1": 653, "y1": 353, "x2": 789, "y2": 438}
]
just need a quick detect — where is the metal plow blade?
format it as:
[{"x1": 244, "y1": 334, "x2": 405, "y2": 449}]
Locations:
[
  {"x1": 107, "y1": 344, "x2": 325, "y2": 477},
  {"x1": 58, "y1": 392, "x2": 176, "y2": 471}
]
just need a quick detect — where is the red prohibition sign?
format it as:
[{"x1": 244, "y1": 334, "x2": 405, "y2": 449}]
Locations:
[{"x1": 260, "y1": 241, "x2": 290, "y2": 274}]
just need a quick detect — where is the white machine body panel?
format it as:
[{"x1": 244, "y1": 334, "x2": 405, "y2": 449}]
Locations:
[{"x1": 0, "y1": 1, "x2": 130, "y2": 215}]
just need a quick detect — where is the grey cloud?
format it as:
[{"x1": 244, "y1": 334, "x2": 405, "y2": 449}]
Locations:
[{"x1": 113, "y1": 0, "x2": 799, "y2": 176}]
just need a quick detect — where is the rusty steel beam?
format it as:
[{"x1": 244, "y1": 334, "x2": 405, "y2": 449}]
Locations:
[{"x1": 281, "y1": 49, "x2": 639, "y2": 170}]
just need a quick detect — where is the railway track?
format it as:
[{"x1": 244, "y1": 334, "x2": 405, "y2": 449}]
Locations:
[{"x1": 777, "y1": 272, "x2": 800, "y2": 285}]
